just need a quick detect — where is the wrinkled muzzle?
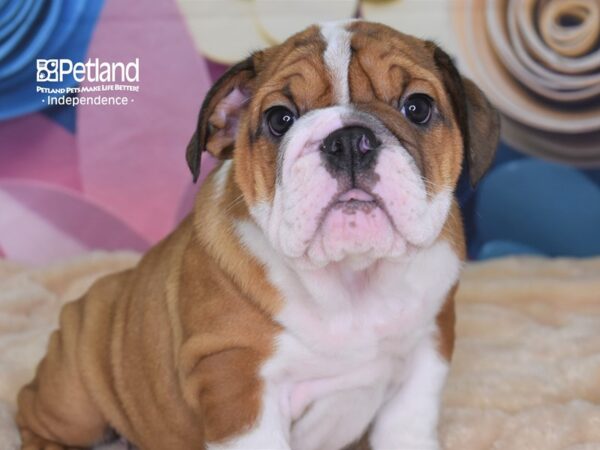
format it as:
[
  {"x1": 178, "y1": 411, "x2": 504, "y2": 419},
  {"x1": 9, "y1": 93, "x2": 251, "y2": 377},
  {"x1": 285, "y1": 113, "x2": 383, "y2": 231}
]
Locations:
[{"x1": 250, "y1": 106, "x2": 452, "y2": 269}]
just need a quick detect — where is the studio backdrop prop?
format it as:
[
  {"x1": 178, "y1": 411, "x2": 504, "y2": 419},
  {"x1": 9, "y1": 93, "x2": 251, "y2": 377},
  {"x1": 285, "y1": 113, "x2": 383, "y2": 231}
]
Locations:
[{"x1": 0, "y1": 0, "x2": 599, "y2": 264}]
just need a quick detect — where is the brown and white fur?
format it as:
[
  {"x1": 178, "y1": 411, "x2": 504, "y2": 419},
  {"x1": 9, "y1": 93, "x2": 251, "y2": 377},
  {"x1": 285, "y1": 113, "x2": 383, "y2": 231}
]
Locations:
[{"x1": 17, "y1": 20, "x2": 499, "y2": 450}]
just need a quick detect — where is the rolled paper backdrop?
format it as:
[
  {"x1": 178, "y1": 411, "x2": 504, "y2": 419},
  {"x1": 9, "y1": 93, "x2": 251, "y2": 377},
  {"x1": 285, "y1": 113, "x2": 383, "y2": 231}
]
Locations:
[
  {"x1": 486, "y1": 0, "x2": 600, "y2": 102},
  {"x1": 539, "y1": 0, "x2": 599, "y2": 57},
  {"x1": 501, "y1": 116, "x2": 600, "y2": 166},
  {"x1": 450, "y1": 0, "x2": 600, "y2": 166}
]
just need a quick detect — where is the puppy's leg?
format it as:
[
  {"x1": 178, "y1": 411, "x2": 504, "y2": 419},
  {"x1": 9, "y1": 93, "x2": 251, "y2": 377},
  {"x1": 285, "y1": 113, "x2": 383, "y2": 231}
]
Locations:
[
  {"x1": 368, "y1": 337, "x2": 448, "y2": 450},
  {"x1": 204, "y1": 385, "x2": 291, "y2": 450},
  {"x1": 17, "y1": 300, "x2": 108, "y2": 449}
]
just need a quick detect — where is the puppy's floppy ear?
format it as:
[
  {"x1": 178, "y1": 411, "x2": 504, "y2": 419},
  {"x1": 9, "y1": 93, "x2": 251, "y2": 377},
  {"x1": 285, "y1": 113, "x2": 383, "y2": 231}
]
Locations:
[
  {"x1": 186, "y1": 55, "x2": 258, "y2": 182},
  {"x1": 430, "y1": 45, "x2": 500, "y2": 186}
]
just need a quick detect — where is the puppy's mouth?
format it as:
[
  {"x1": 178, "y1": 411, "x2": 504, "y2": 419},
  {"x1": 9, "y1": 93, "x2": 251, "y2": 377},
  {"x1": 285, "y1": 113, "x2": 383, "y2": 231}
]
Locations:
[{"x1": 333, "y1": 188, "x2": 378, "y2": 213}]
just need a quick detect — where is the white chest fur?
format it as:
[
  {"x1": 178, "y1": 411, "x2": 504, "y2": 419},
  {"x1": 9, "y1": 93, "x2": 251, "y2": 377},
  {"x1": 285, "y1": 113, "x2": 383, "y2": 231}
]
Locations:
[{"x1": 235, "y1": 221, "x2": 461, "y2": 450}]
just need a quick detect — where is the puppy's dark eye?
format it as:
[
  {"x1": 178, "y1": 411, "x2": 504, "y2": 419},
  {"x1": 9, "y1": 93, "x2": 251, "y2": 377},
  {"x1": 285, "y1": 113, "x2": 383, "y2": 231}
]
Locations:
[
  {"x1": 402, "y1": 94, "x2": 433, "y2": 125},
  {"x1": 266, "y1": 106, "x2": 296, "y2": 137}
]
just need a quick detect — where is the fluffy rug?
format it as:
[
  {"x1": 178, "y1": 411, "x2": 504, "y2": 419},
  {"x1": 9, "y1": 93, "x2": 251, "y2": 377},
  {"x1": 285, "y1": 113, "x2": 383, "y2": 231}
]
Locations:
[{"x1": 1, "y1": 253, "x2": 599, "y2": 450}]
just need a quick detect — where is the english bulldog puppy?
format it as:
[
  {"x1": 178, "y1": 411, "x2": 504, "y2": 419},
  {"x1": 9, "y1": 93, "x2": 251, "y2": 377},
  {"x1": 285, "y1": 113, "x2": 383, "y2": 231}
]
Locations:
[{"x1": 17, "y1": 20, "x2": 499, "y2": 450}]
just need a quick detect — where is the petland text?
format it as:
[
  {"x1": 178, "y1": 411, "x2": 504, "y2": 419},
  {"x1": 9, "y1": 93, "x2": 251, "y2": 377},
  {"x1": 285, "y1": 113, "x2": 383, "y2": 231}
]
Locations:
[{"x1": 36, "y1": 58, "x2": 139, "y2": 83}]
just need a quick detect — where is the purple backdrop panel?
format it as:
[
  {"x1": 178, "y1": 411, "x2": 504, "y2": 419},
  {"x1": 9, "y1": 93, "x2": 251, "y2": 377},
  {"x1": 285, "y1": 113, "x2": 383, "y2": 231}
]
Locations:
[
  {"x1": 0, "y1": 113, "x2": 80, "y2": 190},
  {"x1": 0, "y1": 180, "x2": 148, "y2": 265}
]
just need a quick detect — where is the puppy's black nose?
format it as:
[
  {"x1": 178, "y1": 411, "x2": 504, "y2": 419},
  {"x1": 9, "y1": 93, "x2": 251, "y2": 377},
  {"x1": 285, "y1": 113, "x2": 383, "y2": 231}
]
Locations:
[{"x1": 321, "y1": 126, "x2": 380, "y2": 174}]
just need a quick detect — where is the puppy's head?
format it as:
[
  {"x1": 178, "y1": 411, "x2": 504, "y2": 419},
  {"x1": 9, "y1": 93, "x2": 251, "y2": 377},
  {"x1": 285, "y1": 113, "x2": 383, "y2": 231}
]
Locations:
[{"x1": 187, "y1": 20, "x2": 499, "y2": 269}]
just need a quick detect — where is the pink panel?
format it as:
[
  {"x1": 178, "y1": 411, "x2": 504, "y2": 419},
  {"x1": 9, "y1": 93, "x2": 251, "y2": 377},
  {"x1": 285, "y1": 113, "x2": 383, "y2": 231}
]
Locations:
[
  {"x1": 77, "y1": 0, "x2": 212, "y2": 242},
  {"x1": 0, "y1": 180, "x2": 148, "y2": 265},
  {"x1": 0, "y1": 114, "x2": 80, "y2": 191}
]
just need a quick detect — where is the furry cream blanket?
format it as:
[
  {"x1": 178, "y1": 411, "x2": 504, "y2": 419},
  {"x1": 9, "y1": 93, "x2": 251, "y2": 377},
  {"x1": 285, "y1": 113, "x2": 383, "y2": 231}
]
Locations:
[{"x1": 1, "y1": 253, "x2": 599, "y2": 449}]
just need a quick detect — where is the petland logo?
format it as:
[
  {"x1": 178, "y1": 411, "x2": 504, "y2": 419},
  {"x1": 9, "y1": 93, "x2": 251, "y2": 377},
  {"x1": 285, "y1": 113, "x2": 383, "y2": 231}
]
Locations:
[
  {"x1": 36, "y1": 58, "x2": 140, "y2": 107},
  {"x1": 36, "y1": 58, "x2": 139, "y2": 83}
]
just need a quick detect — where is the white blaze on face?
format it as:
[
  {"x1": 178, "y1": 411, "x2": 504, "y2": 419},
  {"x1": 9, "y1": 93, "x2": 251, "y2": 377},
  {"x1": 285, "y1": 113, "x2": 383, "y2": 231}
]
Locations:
[{"x1": 320, "y1": 20, "x2": 354, "y2": 104}]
